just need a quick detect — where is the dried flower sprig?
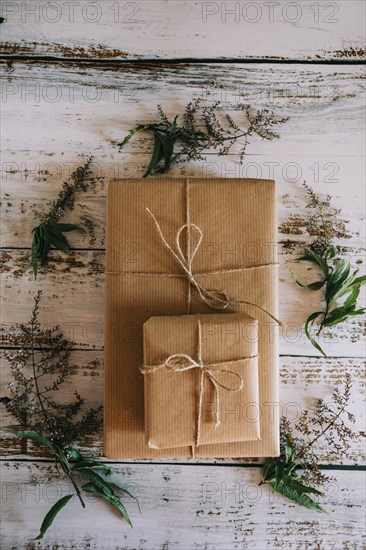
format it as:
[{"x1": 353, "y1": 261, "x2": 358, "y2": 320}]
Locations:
[
  {"x1": 301, "y1": 182, "x2": 352, "y2": 255},
  {"x1": 118, "y1": 99, "x2": 288, "y2": 177},
  {"x1": 294, "y1": 184, "x2": 365, "y2": 356},
  {"x1": 261, "y1": 373, "x2": 359, "y2": 512},
  {"x1": 1, "y1": 291, "x2": 137, "y2": 539},
  {"x1": 31, "y1": 157, "x2": 93, "y2": 278}
]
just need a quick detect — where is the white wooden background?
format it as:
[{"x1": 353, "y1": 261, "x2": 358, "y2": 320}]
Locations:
[{"x1": 1, "y1": 1, "x2": 365, "y2": 548}]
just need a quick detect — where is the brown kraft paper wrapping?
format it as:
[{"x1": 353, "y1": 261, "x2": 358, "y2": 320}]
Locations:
[
  {"x1": 104, "y1": 178, "x2": 279, "y2": 458},
  {"x1": 143, "y1": 313, "x2": 260, "y2": 449}
]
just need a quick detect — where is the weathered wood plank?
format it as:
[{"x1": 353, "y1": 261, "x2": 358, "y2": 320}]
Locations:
[
  {"x1": 1, "y1": 152, "x2": 365, "y2": 251},
  {"x1": 1, "y1": 65, "x2": 364, "y2": 231},
  {"x1": 1, "y1": 247, "x2": 364, "y2": 355},
  {"x1": 1, "y1": 0, "x2": 365, "y2": 61},
  {"x1": 1, "y1": 461, "x2": 365, "y2": 549},
  {"x1": 1, "y1": 63, "x2": 365, "y2": 353},
  {"x1": 1, "y1": 62, "x2": 365, "y2": 156},
  {"x1": 1, "y1": 353, "x2": 364, "y2": 463},
  {"x1": 1, "y1": 9, "x2": 365, "y2": 548}
]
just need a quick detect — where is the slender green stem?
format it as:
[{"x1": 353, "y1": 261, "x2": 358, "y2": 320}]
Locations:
[
  {"x1": 56, "y1": 452, "x2": 86, "y2": 508},
  {"x1": 68, "y1": 473, "x2": 86, "y2": 508},
  {"x1": 316, "y1": 300, "x2": 330, "y2": 336}
]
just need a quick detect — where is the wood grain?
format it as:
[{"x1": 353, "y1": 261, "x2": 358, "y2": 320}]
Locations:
[
  {"x1": 1, "y1": 0, "x2": 365, "y2": 61},
  {"x1": 1, "y1": 461, "x2": 365, "y2": 549},
  {"x1": 1, "y1": 23, "x2": 365, "y2": 548},
  {"x1": 1, "y1": 353, "x2": 364, "y2": 463},
  {"x1": 1, "y1": 248, "x2": 365, "y2": 356},
  {"x1": 1, "y1": 62, "x2": 365, "y2": 156},
  {"x1": 1, "y1": 62, "x2": 365, "y2": 354}
]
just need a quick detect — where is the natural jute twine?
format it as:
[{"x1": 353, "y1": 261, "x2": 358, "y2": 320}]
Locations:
[{"x1": 141, "y1": 316, "x2": 257, "y2": 446}]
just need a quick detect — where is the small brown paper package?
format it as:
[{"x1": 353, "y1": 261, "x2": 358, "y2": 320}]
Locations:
[
  {"x1": 104, "y1": 178, "x2": 280, "y2": 458},
  {"x1": 143, "y1": 313, "x2": 260, "y2": 449}
]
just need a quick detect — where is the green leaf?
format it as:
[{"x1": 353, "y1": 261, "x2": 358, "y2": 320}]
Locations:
[
  {"x1": 274, "y1": 460, "x2": 285, "y2": 491},
  {"x1": 77, "y1": 468, "x2": 114, "y2": 496},
  {"x1": 347, "y1": 308, "x2": 365, "y2": 317},
  {"x1": 327, "y1": 286, "x2": 360, "y2": 320},
  {"x1": 328, "y1": 244, "x2": 337, "y2": 258},
  {"x1": 298, "y1": 254, "x2": 315, "y2": 262},
  {"x1": 293, "y1": 272, "x2": 325, "y2": 291},
  {"x1": 82, "y1": 483, "x2": 132, "y2": 526},
  {"x1": 342, "y1": 274, "x2": 365, "y2": 296},
  {"x1": 333, "y1": 259, "x2": 351, "y2": 285},
  {"x1": 323, "y1": 308, "x2": 365, "y2": 328},
  {"x1": 261, "y1": 458, "x2": 275, "y2": 483},
  {"x1": 302, "y1": 248, "x2": 329, "y2": 276},
  {"x1": 67, "y1": 447, "x2": 83, "y2": 460},
  {"x1": 144, "y1": 131, "x2": 165, "y2": 177},
  {"x1": 56, "y1": 448, "x2": 71, "y2": 474},
  {"x1": 329, "y1": 273, "x2": 366, "y2": 306},
  {"x1": 57, "y1": 223, "x2": 86, "y2": 233},
  {"x1": 46, "y1": 222, "x2": 71, "y2": 254},
  {"x1": 47, "y1": 218, "x2": 70, "y2": 240},
  {"x1": 304, "y1": 312, "x2": 326, "y2": 356},
  {"x1": 17, "y1": 431, "x2": 55, "y2": 450},
  {"x1": 324, "y1": 304, "x2": 350, "y2": 321},
  {"x1": 325, "y1": 259, "x2": 351, "y2": 302},
  {"x1": 34, "y1": 494, "x2": 73, "y2": 540},
  {"x1": 117, "y1": 124, "x2": 155, "y2": 148},
  {"x1": 37, "y1": 225, "x2": 45, "y2": 261},
  {"x1": 169, "y1": 115, "x2": 178, "y2": 134},
  {"x1": 350, "y1": 275, "x2": 366, "y2": 287},
  {"x1": 31, "y1": 233, "x2": 39, "y2": 278},
  {"x1": 155, "y1": 132, "x2": 175, "y2": 171},
  {"x1": 284, "y1": 438, "x2": 295, "y2": 463},
  {"x1": 47, "y1": 217, "x2": 65, "y2": 236},
  {"x1": 108, "y1": 482, "x2": 141, "y2": 512},
  {"x1": 323, "y1": 283, "x2": 365, "y2": 328},
  {"x1": 283, "y1": 478, "x2": 323, "y2": 497},
  {"x1": 49, "y1": 234, "x2": 70, "y2": 254},
  {"x1": 72, "y1": 461, "x2": 112, "y2": 476},
  {"x1": 307, "y1": 281, "x2": 326, "y2": 291},
  {"x1": 40, "y1": 225, "x2": 50, "y2": 261},
  {"x1": 341, "y1": 284, "x2": 360, "y2": 310},
  {"x1": 322, "y1": 315, "x2": 349, "y2": 327},
  {"x1": 269, "y1": 481, "x2": 326, "y2": 513}
]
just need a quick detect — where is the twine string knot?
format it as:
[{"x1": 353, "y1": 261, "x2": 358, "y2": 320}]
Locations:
[
  {"x1": 145, "y1": 207, "x2": 283, "y2": 327},
  {"x1": 163, "y1": 353, "x2": 243, "y2": 426},
  {"x1": 146, "y1": 208, "x2": 230, "y2": 310},
  {"x1": 141, "y1": 318, "x2": 256, "y2": 446}
]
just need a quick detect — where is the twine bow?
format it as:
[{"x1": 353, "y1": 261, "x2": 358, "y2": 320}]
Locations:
[
  {"x1": 146, "y1": 208, "x2": 230, "y2": 310},
  {"x1": 146, "y1": 207, "x2": 283, "y2": 326},
  {"x1": 141, "y1": 318, "x2": 256, "y2": 446}
]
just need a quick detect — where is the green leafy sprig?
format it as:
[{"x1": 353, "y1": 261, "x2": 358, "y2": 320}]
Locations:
[
  {"x1": 31, "y1": 157, "x2": 93, "y2": 278},
  {"x1": 294, "y1": 247, "x2": 365, "y2": 356},
  {"x1": 261, "y1": 435, "x2": 325, "y2": 513},
  {"x1": 17, "y1": 432, "x2": 138, "y2": 539},
  {"x1": 293, "y1": 184, "x2": 365, "y2": 356},
  {"x1": 118, "y1": 100, "x2": 288, "y2": 177},
  {"x1": 1, "y1": 291, "x2": 137, "y2": 539},
  {"x1": 261, "y1": 373, "x2": 358, "y2": 512}
]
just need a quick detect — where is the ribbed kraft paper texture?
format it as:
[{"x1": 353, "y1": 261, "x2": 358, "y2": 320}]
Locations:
[
  {"x1": 143, "y1": 313, "x2": 260, "y2": 449},
  {"x1": 104, "y1": 178, "x2": 279, "y2": 458}
]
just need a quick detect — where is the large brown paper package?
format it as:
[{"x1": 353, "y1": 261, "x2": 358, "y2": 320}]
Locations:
[
  {"x1": 143, "y1": 313, "x2": 260, "y2": 449},
  {"x1": 104, "y1": 178, "x2": 279, "y2": 458}
]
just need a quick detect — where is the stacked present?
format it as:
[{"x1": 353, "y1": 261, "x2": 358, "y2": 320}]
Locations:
[{"x1": 104, "y1": 178, "x2": 280, "y2": 458}]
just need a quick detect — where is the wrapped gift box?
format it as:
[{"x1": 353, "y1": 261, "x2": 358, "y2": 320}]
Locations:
[
  {"x1": 104, "y1": 178, "x2": 279, "y2": 458},
  {"x1": 143, "y1": 313, "x2": 260, "y2": 449}
]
